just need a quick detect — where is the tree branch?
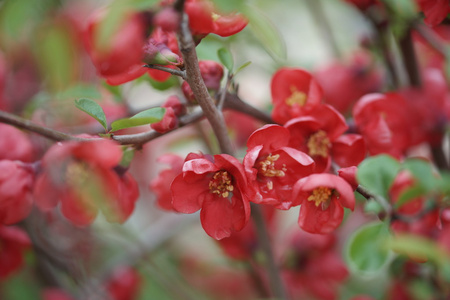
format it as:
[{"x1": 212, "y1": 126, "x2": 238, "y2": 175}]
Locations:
[
  {"x1": 399, "y1": 27, "x2": 421, "y2": 87},
  {"x1": 143, "y1": 64, "x2": 186, "y2": 80},
  {"x1": 177, "y1": 12, "x2": 235, "y2": 155}
]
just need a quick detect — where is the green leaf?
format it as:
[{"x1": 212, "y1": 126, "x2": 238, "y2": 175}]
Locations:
[
  {"x1": 386, "y1": 234, "x2": 449, "y2": 265},
  {"x1": 74, "y1": 98, "x2": 108, "y2": 131},
  {"x1": 235, "y1": 61, "x2": 252, "y2": 74},
  {"x1": 357, "y1": 155, "x2": 400, "y2": 199},
  {"x1": 346, "y1": 222, "x2": 392, "y2": 273},
  {"x1": 111, "y1": 107, "x2": 166, "y2": 132},
  {"x1": 120, "y1": 147, "x2": 135, "y2": 168},
  {"x1": 395, "y1": 185, "x2": 426, "y2": 209},
  {"x1": 243, "y1": 5, "x2": 286, "y2": 61},
  {"x1": 217, "y1": 47, "x2": 234, "y2": 72},
  {"x1": 402, "y1": 158, "x2": 437, "y2": 191}
]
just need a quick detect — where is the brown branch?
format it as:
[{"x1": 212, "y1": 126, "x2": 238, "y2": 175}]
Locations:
[
  {"x1": 143, "y1": 64, "x2": 186, "y2": 80},
  {"x1": 0, "y1": 110, "x2": 96, "y2": 142},
  {"x1": 399, "y1": 27, "x2": 421, "y2": 87},
  {"x1": 224, "y1": 93, "x2": 274, "y2": 124},
  {"x1": 177, "y1": 12, "x2": 234, "y2": 155}
]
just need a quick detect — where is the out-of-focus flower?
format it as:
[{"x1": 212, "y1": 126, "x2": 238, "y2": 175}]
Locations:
[
  {"x1": 151, "y1": 95, "x2": 185, "y2": 133},
  {"x1": 0, "y1": 160, "x2": 34, "y2": 225},
  {"x1": 315, "y1": 51, "x2": 383, "y2": 114},
  {"x1": 244, "y1": 124, "x2": 315, "y2": 209},
  {"x1": 42, "y1": 289, "x2": 75, "y2": 300},
  {"x1": 182, "y1": 60, "x2": 224, "y2": 103},
  {"x1": 292, "y1": 174, "x2": 355, "y2": 234},
  {"x1": 105, "y1": 265, "x2": 142, "y2": 300},
  {"x1": 271, "y1": 68, "x2": 323, "y2": 124},
  {"x1": 417, "y1": 0, "x2": 450, "y2": 27},
  {"x1": 149, "y1": 153, "x2": 184, "y2": 211},
  {"x1": 171, "y1": 153, "x2": 252, "y2": 240},
  {"x1": 282, "y1": 230, "x2": 348, "y2": 300},
  {"x1": 33, "y1": 139, "x2": 139, "y2": 226},
  {"x1": 0, "y1": 225, "x2": 31, "y2": 279},
  {"x1": 0, "y1": 124, "x2": 34, "y2": 162}
]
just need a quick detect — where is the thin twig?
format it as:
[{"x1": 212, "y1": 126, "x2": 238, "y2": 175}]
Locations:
[
  {"x1": 177, "y1": 12, "x2": 234, "y2": 155},
  {"x1": 0, "y1": 110, "x2": 96, "y2": 142},
  {"x1": 251, "y1": 204, "x2": 288, "y2": 300},
  {"x1": 224, "y1": 93, "x2": 274, "y2": 124},
  {"x1": 144, "y1": 64, "x2": 187, "y2": 80},
  {"x1": 399, "y1": 27, "x2": 421, "y2": 87}
]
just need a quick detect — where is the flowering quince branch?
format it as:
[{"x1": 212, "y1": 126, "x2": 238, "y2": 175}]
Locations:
[
  {"x1": 177, "y1": 11, "x2": 234, "y2": 155},
  {"x1": 143, "y1": 64, "x2": 187, "y2": 80},
  {"x1": 399, "y1": 27, "x2": 422, "y2": 87}
]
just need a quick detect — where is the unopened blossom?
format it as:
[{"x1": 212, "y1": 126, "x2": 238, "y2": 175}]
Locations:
[
  {"x1": 0, "y1": 124, "x2": 34, "y2": 162},
  {"x1": 0, "y1": 225, "x2": 31, "y2": 279}
]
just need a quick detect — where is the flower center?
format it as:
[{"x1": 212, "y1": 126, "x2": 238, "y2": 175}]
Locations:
[
  {"x1": 64, "y1": 161, "x2": 89, "y2": 186},
  {"x1": 211, "y1": 12, "x2": 221, "y2": 22},
  {"x1": 209, "y1": 171, "x2": 234, "y2": 198},
  {"x1": 285, "y1": 86, "x2": 307, "y2": 106},
  {"x1": 307, "y1": 130, "x2": 331, "y2": 158},
  {"x1": 307, "y1": 187, "x2": 332, "y2": 208},
  {"x1": 258, "y1": 154, "x2": 287, "y2": 191}
]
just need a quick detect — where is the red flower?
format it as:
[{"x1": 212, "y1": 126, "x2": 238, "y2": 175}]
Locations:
[
  {"x1": 271, "y1": 68, "x2": 323, "y2": 124},
  {"x1": 417, "y1": 0, "x2": 450, "y2": 27},
  {"x1": 33, "y1": 139, "x2": 139, "y2": 226},
  {"x1": 185, "y1": 0, "x2": 248, "y2": 38},
  {"x1": 149, "y1": 153, "x2": 184, "y2": 211},
  {"x1": 182, "y1": 60, "x2": 224, "y2": 102},
  {"x1": 389, "y1": 171, "x2": 424, "y2": 216},
  {"x1": 83, "y1": 10, "x2": 147, "y2": 82},
  {"x1": 285, "y1": 104, "x2": 365, "y2": 173},
  {"x1": 0, "y1": 225, "x2": 31, "y2": 279},
  {"x1": 282, "y1": 230, "x2": 348, "y2": 300},
  {"x1": 171, "y1": 153, "x2": 252, "y2": 240},
  {"x1": 105, "y1": 265, "x2": 141, "y2": 300},
  {"x1": 0, "y1": 124, "x2": 34, "y2": 162},
  {"x1": 292, "y1": 174, "x2": 355, "y2": 234},
  {"x1": 344, "y1": 0, "x2": 378, "y2": 11},
  {"x1": 338, "y1": 166, "x2": 358, "y2": 190},
  {"x1": 244, "y1": 124, "x2": 315, "y2": 209},
  {"x1": 353, "y1": 93, "x2": 413, "y2": 158},
  {"x1": 0, "y1": 160, "x2": 34, "y2": 225}
]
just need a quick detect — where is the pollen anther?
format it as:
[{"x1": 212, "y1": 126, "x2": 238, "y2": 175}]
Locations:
[
  {"x1": 285, "y1": 86, "x2": 307, "y2": 106},
  {"x1": 307, "y1": 187, "x2": 332, "y2": 207},
  {"x1": 209, "y1": 171, "x2": 234, "y2": 198},
  {"x1": 259, "y1": 154, "x2": 287, "y2": 178},
  {"x1": 307, "y1": 130, "x2": 331, "y2": 158}
]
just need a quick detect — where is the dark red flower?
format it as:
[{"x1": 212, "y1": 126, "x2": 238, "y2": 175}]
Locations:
[
  {"x1": 417, "y1": 0, "x2": 450, "y2": 27},
  {"x1": 285, "y1": 104, "x2": 364, "y2": 173},
  {"x1": 0, "y1": 124, "x2": 34, "y2": 162},
  {"x1": 0, "y1": 225, "x2": 31, "y2": 279},
  {"x1": 282, "y1": 230, "x2": 348, "y2": 300},
  {"x1": 0, "y1": 160, "x2": 34, "y2": 225},
  {"x1": 344, "y1": 0, "x2": 378, "y2": 11},
  {"x1": 149, "y1": 153, "x2": 184, "y2": 211},
  {"x1": 338, "y1": 166, "x2": 358, "y2": 190},
  {"x1": 292, "y1": 174, "x2": 355, "y2": 234},
  {"x1": 271, "y1": 68, "x2": 323, "y2": 124},
  {"x1": 151, "y1": 107, "x2": 177, "y2": 133},
  {"x1": 353, "y1": 93, "x2": 413, "y2": 158},
  {"x1": 185, "y1": 0, "x2": 248, "y2": 38},
  {"x1": 244, "y1": 124, "x2": 315, "y2": 209},
  {"x1": 389, "y1": 170, "x2": 424, "y2": 216},
  {"x1": 182, "y1": 60, "x2": 224, "y2": 102},
  {"x1": 33, "y1": 139, "x2": 139, "y2": 226},
  {"x1": 171, "y1": 153, "x2": 252, "y2": 240}
]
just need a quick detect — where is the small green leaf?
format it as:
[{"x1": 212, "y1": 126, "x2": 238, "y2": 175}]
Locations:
[
  {"x1": 111, "y1": 107, "x2": 166, "y2": 132},
  {"x1": 120, "y1": 147, "x2": 135, "y2": 168},
  {"x1": 346, "y1": 222, "x2": 392, "y2": 273},
  {"x1": 75, "y1": 98, "x2": 108, "y2": 131},
  {"x1": 402, "y1": 158, "x2": 437, "y2": 191},
  {"x1": 357, "y1": 155, "x2": 400, "y2": 199},
  {"x1": 217, "y1": 47, "x2": 234, "y2": 72},
  {"x1": 235, "y1": 61, "x2": 252, "y2": 74}
]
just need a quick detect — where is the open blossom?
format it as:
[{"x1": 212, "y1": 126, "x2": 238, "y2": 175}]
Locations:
[
  {"x1": 33, "y1": 139, "x2": 139, "y2": 226},
  {"x1": 0, "y1": 225, "x2": 31, "y2": 279},
  {"x1": 292, "y1": 174, "x2": 355, "y2": 234},
  {"x1": 244, "y1": 124, "x2": 315, "y2": 209},
  {"x1": 417, "y1": 0, "x2": 450, "y2": 27},
  {"x1": 271, "y1": 68, "x2": 323, "y2": 124},
  {"x1": 0, "y1": 160, "x2": 34, "y2": 225},
  {"x1": 285, "y1": 104, "x2": 365, "y2": 173},
  {"x1": 171, "y1": 153, "x2": 252, "y2": 240}
]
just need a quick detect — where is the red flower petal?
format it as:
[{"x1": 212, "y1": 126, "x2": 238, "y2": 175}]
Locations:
[
  {"x1": 171, "y1": 173, "x2": 209, "y2": 213},
  {"x1": 298, "y1": 198, "x2": 344, "y2": 234},
  {"x1": 331, "y1": 134, "x2": 366, "y2": 167}
]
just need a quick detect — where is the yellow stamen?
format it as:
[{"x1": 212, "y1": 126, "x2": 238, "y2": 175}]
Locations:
[
  {"x1": 285, "y1": 86, "x2": 307, "y2": 106},
  {"x1": 211, "y1": 12, "x2": 221, "y2": 22},
  {"x1": 258, "y1": 154, "x2": 287, "y2": 178},
  {"x1": 209, "y1": 171, "x2": 234, "y2": 198},
  {"x1": 307, "y1": 130, "x2": 331, "y2": 158},
  {"x1": 307, "y1": 187, "x2": 332, "y2": 208}
]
